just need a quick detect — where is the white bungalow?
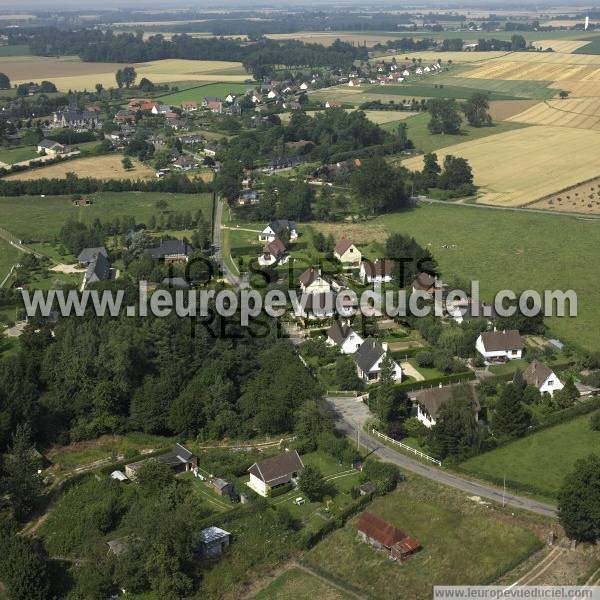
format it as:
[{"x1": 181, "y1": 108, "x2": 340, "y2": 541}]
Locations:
[
  {"x1": 523, "y1": 361, "x2": 564, "y2": 396},
  {"x1": 352, "y1": 338, "x2": 403, "y2": 384},
  {"x1": 326, "y1": 320, "x2": 364, "y2": 354},
  {"x1": 476, "y1": 330, "x2": 523, "y2": 362}
]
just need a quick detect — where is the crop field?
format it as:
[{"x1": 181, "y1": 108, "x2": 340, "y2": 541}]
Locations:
[
  {"x1": 253, "y1": 567, "x2": 353, "y2": 600},
  {"x1": 376, "y1": 51, "x2": 511, "y2": 64},
  {"x1": 459, "y1": 411, "x2": 600, "y2": 500},
  {"x1": 487, "y1": 100, "x2": 540, "y2": 120},
  {"x1": 157, "y1": 82, "x2": 254, "y2": 105},
  {"x1": 430, "y1": 74, "x2": 556, "y2": 100},
  {"x1": 311, "y1": 203, "x2": 600, "y2": 350},
  {"x1": 0, "y1": 192, "x2": 213, "y2": 241},
  {"x1": 507, "y1": 97, "x2": 600, "y2": 129},
  {"x1": 303, "y1": 476, "x2": 542, "y2": 599},
  {"x1": 4, "y1": 57, "x2": 249, "y2": 91},
  {"x1": 4, "y1": 154, "x2": 155, "y2": 181},
  {"x1": 530, "y1": 176, "x2": 600, "y2": 214},
  {"x1": 402, "y1": 125, "x2": 600, "y2": 207},
  {"x1": 532, "y1": 40, "x2": 591, "y2": 53},
  {"x1": 266, "y1": 31, "x2": 409, "y2": 46},
  {"x1": 370, "y1": 82, "x2": 519, "y2": 100}
]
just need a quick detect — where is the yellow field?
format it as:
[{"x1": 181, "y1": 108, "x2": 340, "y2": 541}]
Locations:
[
  {"x1": 5, "y1": 155, "x2": 155, "y2": 181},
  {"x1": 279, "y1": 108, "x2": 416, "y2": 124},
  {"x1": 464, "y1": 60, "x2": 600, "y2": 82},
  {"x1": 507, "y1": 98, "x2": 600, "y2": 129},
  {"x1": 402, "y1": 125, "x2": 600, "y2": 206},
  {"x1": 8, "y1": 57, "x2": 248, "y2": 91},
  {"x1": 376, "y1": 51, "x2": 509, "y2": 64},
  {"x1": 266, "y1": 32, "x2": 402, "y2": 46},
  {"x1": 532, "y1": 40, "x2": 590, "y2": 53}
]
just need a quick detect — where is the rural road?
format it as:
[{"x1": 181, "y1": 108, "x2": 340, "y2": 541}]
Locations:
[
  {"x1": 325, "y1": 395, "x2": 558, "y2": 518},
  {"x1": 213, "y1": 198, "x2": 248, "y2": 289}
]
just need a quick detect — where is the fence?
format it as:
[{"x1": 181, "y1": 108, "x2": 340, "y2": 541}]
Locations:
[{"x1": 371, "y1": 428, "x2": 442, "y2": 466}]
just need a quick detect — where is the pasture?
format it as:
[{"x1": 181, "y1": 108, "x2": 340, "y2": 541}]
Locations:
[
  {"x1": 311, "y1": 203, "x2": 600, "y2": 350},
  {"x1": 0, "y1": 238, "x2": 20, "y2": 285},
  {"x1": 369, "y1": 83, "x2": 519, "y2": 101},
  {"x1": 4, "y1": 154, "x2": 155, "y2": 181},
  {"x1": 401, "y1": 125, "x2": 600, "y2": 207},
  {"x1": 0, "y1": 146, "x2": 37, "y2": 165},
  {"x1": 3, "y1": 57, "x2": 249, "y2": 91},
  {"x1": 156, "y1": 82, "x2": 254, "y2": 105},
  {"x1": 459, "y1": 411, "x2": 600, "y2": 499},
  {"x1": 0, "y1": 192, "x2": 213, "y2": 241},
  {"x1": 303, "y1": 476, "x2": 542, "y2": 600}
]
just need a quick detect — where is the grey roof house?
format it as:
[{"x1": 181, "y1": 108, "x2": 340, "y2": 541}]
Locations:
[{"x1": 78, "y1": 246, "x2": 107, "y2": 266}]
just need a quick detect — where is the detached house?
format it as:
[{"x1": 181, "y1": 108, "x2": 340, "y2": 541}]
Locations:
[
  {"x1": 416, "y1": 383, "x2": 480, "y2": 428},
  {"x1": 247, "y1": 450, "x2": 304, "y2": 497},
  {"x1": 353, "y1": 338, "x2": 403, "y2": 383},
  {"x1": 259, "y1": 220, "x2": 298, "y2": 243},
  {"x1": 298, "y1": 267, "x2": 331, "y2": 294},
  {"x1": 258, "y1": 238, "x2": 287, "y2": 267},
  {"x1": 359, "y1": 259, "x2": 395, "y2": 284},
  {"x1": 523, "y1": 360, "x2": 564, "y2": 396},
  {"x1": 476, "y1": 330, "x2": 523, "y2": 362},
  {"x1": 37, "y1": 139, "x2": 68, "y2": 157},
  {"x1": 146, "y1": 239, "x2": 191, "y2": 263},
  {"x1": 78, "y1": 246, "x2": 107, "y2": 266},
  {"x1": 326, "y1": 320, "x2": 364, "y2": 354},
  {"x1": 334, "y1": 238, "x2": 361, "y2": 266},
  {"x1": 82, "y1": 252, "x2": 112, "y2": 290}
]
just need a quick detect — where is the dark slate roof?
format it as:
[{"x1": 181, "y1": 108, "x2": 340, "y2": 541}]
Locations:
[
  {"x1": 417, "y1": 385, "x2": 480, "y2": 421},
  {"x1": 267, "y1": 219, "x2": 296, "y2": 233},
  {"x1": 85, "y1": 252, "x2": 111, "y2": 286},
  {"x1": 327, "y1": 320, "x2": 353, "y2": 345},
  {"x1": 147, "y1": 239, "x2": 191, "y2": 259},
  {"x1": 480, "y1": 330, "x2": 523, "y2": 352},
  {"x1": 248, "y1": 450, "x2": 304, "y2": 484},
  {"x1": 161, "y1": 277, "x2": 190, "y2": 289},
  {"x1": 353, "y1": 337, "x2": 385, "y2": 372},
  {"x1": 200, "y1": 526, "x2": 230, "y2": 544},
  {"x1": 78, "y1": 246, "x2": 107, "y2": 265},
  {"x1": 38, "y1": 138, "x2": 64, "y2": 150},
  {"x1": 523, "y1": 361, "x2": 554, "y2": 388}
]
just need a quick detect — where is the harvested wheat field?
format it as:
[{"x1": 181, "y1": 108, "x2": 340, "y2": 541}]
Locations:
[
  {"x1": 507, "y1": 98, "x2": 600, "y2": 129},
  {"x1": 487, "y1": 99, "x2": 539, "y2": 120},
  {"x1": 464, "y1": 61, "x2": 600, "y2": 82},
  {"x1": 529, "y1": 177, "x2": 600, "y2": 214},
  {"x1": 8, "y1": 57, "x2": 249, "y2": 90},
  {"x1": 266, "y1": 31, "x2": 403, "y2": 46},
  {"x1": 532, "y1": 40, "x2": 591, "y2": 53},
  {"x1": 402, "y1": 125, "x2": 600, "y2": 206},
  {"x1": 5, "y1": 155, "x2": 155, "y2": 181},
  {"x1": 375, "y1": 51, "x2": 510, "y2": 64}
]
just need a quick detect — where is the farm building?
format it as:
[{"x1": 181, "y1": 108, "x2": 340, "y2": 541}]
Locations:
[
  {"x1": 523, "y1": 360, "x2": 564, "y2": 396},
  {"x1": 247, "y1": 450, "x2": 304, "y2": 497},
  {"x1": 476, "y1": 330, "x2": 523, "y2": 362},
  {"x1": 334, "y1": 238, "x2": 361, "y2": 266},
  {"x1": 326, "y1": 320, "x2": 364, "y2": 354},
  {"x1": 416, "y1": 383, "x2": 481, "y2": 428},
  {"x1": 196, "y1": 526, "x2": 231, "y2": 558},
  {"x1": 125, "y1": 443, "x2": 197, "y2": 480},
  {"x1": 352, "y1": 337, "x2": 402, "y2": 384},
  {"x1": 357, "y1": 512, "x2": 422, "y2": 561},
  {"x1": 209, "y1": 478, "x2": 234, "y2": 497}
]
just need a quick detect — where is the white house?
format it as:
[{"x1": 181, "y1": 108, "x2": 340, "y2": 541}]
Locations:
[
  {"x1": 326, "y1": 320, "x2": 364, "y2": 354},
  {"x1": 416, "y1": 383, "x2": 480, "y2": 428},
  {"x1": 298, "y1": 267, "x2": 331, "y2": 294},
  {"x1": 247, "y1": 450, "x2": 304, "y2": 497},
  {"x1": 225, "y1": 93, "x2": 236, "y2": 103},
  {"x1": 334, "y1": 238, "x2": 361, "y2": 266},
  {"x1": 476, "y1": 330, "x2": 523, "y2": 362},
  {"x1": 352, "y1": 337, "x2": 402, "y2": 384},
  {"x1": 299, "y1": 82, "x2": 308, "y2": 90},
  {"x1": 424, "y1": 66, "x2": 431, "y2": 73},
  {"x1": 447, "y1": 301, "x2": 496, "y2": 325},
  {"x1": 259, "y1": 219, "x2": 298, "y2": 243},
  {"x1": 267, "y1": 90, "x2": 278, "y2": 99},
  {"x1": 359, "y1": 259, "x2": 395, "y2": 284},
  {"x1": 37, "y1": 139, "x2": 67, "y2": 157},
  {"x1": 396, "y1": 77, "x2": 405, "y2": 83},
  {"x1": 523, "y1": 360, "x2": 564, "y2": 396},
  {"x1": 402, "y1": 69, "x2": 410, "y2": 76},
  {"x1": 258, "y1": 238, "x2": 287, "y2": 267}
]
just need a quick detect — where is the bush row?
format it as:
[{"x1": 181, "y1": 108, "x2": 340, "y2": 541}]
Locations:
[{"x1": 394, "y1": 371, "x2": 475, "y2": 392}]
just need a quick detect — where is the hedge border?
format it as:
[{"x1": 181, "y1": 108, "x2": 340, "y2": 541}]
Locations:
[{"x1": 394, "y1": 371, "x2": 475, "y2": 392}]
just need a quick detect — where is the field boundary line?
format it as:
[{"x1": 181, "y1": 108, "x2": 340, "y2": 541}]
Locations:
[{"x1": 295, "y1": 562, "x2": 367, "y2": 600}]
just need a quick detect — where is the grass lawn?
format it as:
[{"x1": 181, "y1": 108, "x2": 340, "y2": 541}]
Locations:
[
  {"x1": 407, "y1": 358, "x2": 445, "y2": 380},
  {"x1": 488, "y1": 358, "x2": 529, "y2": 375},
  {"x1": 0, "y1": 145, "x2": 37, "y2": 164},
  {"x1": 369, "y1": 82, "x2": 520, "y2": 101},
  {"x1": 303, "y1": 475, "x2": 543, "y2": 599},
  {"x1": 399, "y1": 111, "x2": 529, "y2": 154},
  {"x1": 252, "y1": 567, "x2": 354, "y2": 600},
  {"x1": 0, "y1": 238, "x2": 20, "y2": 284},
  {"x1": 157, "y1": 82, "x2": 254, "y2": 105},
  {"x1": 459, "y1": 411, "x2": 600, "y2": 499},
  {"x1": 0, "y1": 192, "x2": 213, "y2": 241}
]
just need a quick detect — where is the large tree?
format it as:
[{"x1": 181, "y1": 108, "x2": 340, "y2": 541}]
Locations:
[
  {"x1": 351, "y1": 158, "x2": 406, "y2": 215},
  {"x1": 463, "y1": 92, "x2": 492, "y2": 127},
  {"x1": 492, "y1": 383, "x2": 531, "y2": 439},
  {"x1": 299, "y1": 464, "x2": 325, "y2": 501},
  {"x1": 558, "y1": 454, "x2": 600, "y2": 543},
  {"x1": 427, "y1": 98, "x2": 462, "y2": 135}
]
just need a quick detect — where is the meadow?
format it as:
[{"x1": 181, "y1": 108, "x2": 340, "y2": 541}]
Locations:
[
  {"x1": 459, "y1": 411, "x2": 600, "y2": 499},
  {"x1": 312, "y1": 203, "x2": 600, "y2": 350},
  {"x1": 0, "y1": 238, "x2": 20, "y2": 285},
  {"x1": 303, "y1": 475, "x2": 542, "y2": 599},
  {"x1": 157, "y1": 81, "x2": 254, "y2": 105},
  {"x1": 0, "y1": 145, "x2": 37, "y2": 165},
  {"x1": 4, "y1": 154, "x2": 155, "y2": 181},
  {"x1": 0, "y1": 192, "x2": 213, "y2": 241},
  {"x1": 369, "y1": 83, "x2": 520, "y2": 100},
  {"x1": 401, "y1": 125, "x2": 600, "y2": 206}
]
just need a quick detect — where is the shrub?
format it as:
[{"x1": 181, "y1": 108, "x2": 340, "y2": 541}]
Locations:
[
  {"x1": 591, "y1": 412, "x2": 600, "y2": 432},
  {"x1": 415, "y1": 350, "x2": 434, "y2": 368}
]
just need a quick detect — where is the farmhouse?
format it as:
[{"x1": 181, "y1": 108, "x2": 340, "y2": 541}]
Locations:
[
  {"x1": 82, "y1": 252, "x2": 112, "y2": 289},
  {"x1": 523, "y1": 360, "x2": 564, "y2": 396},
  {"x1": 334, "y1": 238, "x2": 361, "y2": 266},
  {"x1": 37, "y1": 139, "x2": 67, "y2": 157},
  {"x1": 326, "y1": 320, "x2": 364, "y2": 354},
  {"x1": 476, "y1": 330, "x2": 523, "y2": 362},
  {"x1": 259, "y1": 220, "x2": 298, "y2": 242},
  {"x1": 258, "y1": 238, "x2": 287, "y2": 267},
  {"x1": 196, "y1": 526, "x2": 231, "y2": 558},
  {"x1": 146, "y1": 239, "x2": 191, "y2": 263},
  {"x1": 78, "y1": 246, "x2": 107, "y2": 266},
  {"x1": 125, "y1": 443, "x2": 197, "y2": 479},
  {"x1": 416, "y1": 383, "x2": 481, "y2": 428},
  {"x1": 53, "y1": 108, "x2": 101, "y2": 130},
  {"x1": 359, "y1": 259, "x2": 395, "y2": 284},
  {"x1": 299, "y1": 267, "x2": 331, "y2": 295},
  {"x1": 247, "y1": 450, "x2": 304, "y2": 497},
  {"x1": 353, "y1": 337, "x2": 402, "y2": 383},
  {"x1": 357, "y1": 512, "x2": 422, "y2": 562}
]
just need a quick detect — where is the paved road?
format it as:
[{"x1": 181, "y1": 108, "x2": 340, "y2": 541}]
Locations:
[
  {"x1": 325, "y1": 396, "x2": 558, "y2": 518},
  {"x1": 213, "y1": 198, "x2": 248, "y2": 289}
]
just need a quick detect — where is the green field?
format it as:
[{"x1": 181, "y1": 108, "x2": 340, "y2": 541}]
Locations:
[
  {"x1": 0, "y1": 192, "x2": 213, "y2": 241},
  {"x1": 303, "y1": 476, "x2": 542, "y2": 599},
  {"x1": 0, "y1": 44, "x2": 32, "y2": 57},
  {"x1": 433, "y1": 74, "x2": 556, "y2": 100},
  {"x1": 369, "y1": 83, "x2": 520, "y2": 101},
  {"x1": 0, "y1": 145, "x2": 37, "y2": 164},
  {"x1": 0, "y1": 238, "x2": 20, "y2": 285},
  {"x1": 459, "y1": 411, "x2": 600, "y2": 499},
  {"x1": 253, "y1": 567, "x2": 353, "y2": 600},
  {"x1": 400, "y1": 111, "x2": 528, "y2": 154},
  {"x1": 157, "y1": 82, "x2": 254, "y2": 105},
  {"x1": 574, "y1": 37, "x2": 600, "y2": 55}
]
